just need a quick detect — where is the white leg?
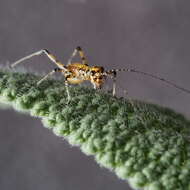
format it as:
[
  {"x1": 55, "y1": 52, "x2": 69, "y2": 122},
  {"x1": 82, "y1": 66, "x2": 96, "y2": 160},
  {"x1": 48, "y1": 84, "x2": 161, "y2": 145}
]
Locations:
[
  {"x1": 37, "y1": 68, "x2": 61, "y2": 86},
  {"x1": 112, "y1": 78, "x2": 116, "y2": 96},
  {"x1": 11, "y1": 49, "x2": 65, "y2": 70},
  {"x1": 65, "y1": 80, "x2": 71, "y2": 102},
  {"x1": 93, "y1": 83, "x2": 97, "y2": 89}
]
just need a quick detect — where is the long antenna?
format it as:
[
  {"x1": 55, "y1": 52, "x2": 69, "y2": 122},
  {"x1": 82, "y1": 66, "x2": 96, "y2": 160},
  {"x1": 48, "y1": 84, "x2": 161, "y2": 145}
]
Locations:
[{"x1": 106, "y1": 68, "x2": 190, "y2": 94}]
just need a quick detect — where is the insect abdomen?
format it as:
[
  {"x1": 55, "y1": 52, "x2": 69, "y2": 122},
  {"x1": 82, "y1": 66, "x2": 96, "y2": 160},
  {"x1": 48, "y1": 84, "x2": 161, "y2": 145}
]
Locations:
[{"x1": 66, "y1": 62, "x2": 90, "y2": 81}]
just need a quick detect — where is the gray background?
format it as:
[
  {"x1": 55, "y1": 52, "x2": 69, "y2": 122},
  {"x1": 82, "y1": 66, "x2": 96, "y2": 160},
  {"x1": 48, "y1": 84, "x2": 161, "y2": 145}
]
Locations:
[{"x1": 0, "y1": 0, "x2": 190, "y2": 190}]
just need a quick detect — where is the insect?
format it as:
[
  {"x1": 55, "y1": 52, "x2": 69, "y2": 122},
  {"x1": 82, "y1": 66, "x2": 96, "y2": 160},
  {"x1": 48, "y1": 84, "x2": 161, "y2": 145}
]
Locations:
[{"x1": 11, "y1": 46, "x2": 190, "y2": 102}]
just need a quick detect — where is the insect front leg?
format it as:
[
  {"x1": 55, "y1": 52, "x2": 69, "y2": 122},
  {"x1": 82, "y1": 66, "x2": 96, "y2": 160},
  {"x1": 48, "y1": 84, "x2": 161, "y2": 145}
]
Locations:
[
  {"x1": 67, "y1": 46, "x2": 88, "y2": 65},
  {"x1": 92, "y1": 82, "x2": 97, "y2": 90},
  {"x1": 11, "y1": 49, "x2": 65, "y2": 70},
  {"x1": 111, "y1": 71, "x2": 117, "y2": 96},
  {"x1": 112, "y1": 77, "x2": 116, "y2": 96},
  {"x1": 104, "y1": 70, "x2": 117, "y2": 96}
]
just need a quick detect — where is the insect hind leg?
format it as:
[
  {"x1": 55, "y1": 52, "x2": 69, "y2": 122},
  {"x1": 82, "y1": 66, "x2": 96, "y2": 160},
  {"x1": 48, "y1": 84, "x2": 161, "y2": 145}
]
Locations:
[
  {"x1": 67, "y1": 46, "x2": 88, "y2": 65},
  {"x1": 11, "y1": 49, "x2": 65, "y2": 69}
]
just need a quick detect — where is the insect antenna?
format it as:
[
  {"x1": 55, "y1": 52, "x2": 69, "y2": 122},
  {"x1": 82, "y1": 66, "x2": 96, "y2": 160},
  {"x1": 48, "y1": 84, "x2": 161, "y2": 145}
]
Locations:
[{"x1": 106, "y1": 68, "x2": 190, "y2": 95}]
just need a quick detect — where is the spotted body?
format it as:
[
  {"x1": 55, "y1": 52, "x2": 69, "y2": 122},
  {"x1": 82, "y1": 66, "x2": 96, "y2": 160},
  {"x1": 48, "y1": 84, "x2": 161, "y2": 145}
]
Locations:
[
  {"x1": 65, "y1": 63, "x2": 105, "y2": 88},
  {"x1": 11, "y1": 46, "x2": 190, "y2": 102}
]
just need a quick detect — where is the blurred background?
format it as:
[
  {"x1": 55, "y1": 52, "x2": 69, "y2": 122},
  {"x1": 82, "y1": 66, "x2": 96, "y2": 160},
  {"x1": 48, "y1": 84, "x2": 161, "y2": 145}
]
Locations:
[{"x1": 0, "y1": 0, "x2": 190, "y2": 190}]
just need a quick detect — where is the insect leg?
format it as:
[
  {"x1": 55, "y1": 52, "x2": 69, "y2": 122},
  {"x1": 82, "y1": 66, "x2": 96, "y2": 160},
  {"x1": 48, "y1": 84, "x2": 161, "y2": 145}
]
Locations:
[
  {"x1": 11, "y1": 49, "x2": 65, "y2": 70},
  {"x1": 102, "y1": 70, "x2": 117, "y2": 96},
  {"x1": 37, "y1": 68, "x2": 62, "y2": 85},
  {"x1": 112, "y1": 77, "x2": 116, "y2": 96},
  {"x1": 65, "y1": 79, "x2": 71, "y2": 102},
  {"x1": 91, "y1": 82, "x2": 96, "y2": 89},
  {"x1": 112, "y1": 71, "x2": 117, "y2": 96},
  {"x1": 67, "y1": 46, "x2": 88, "y2": 65}
]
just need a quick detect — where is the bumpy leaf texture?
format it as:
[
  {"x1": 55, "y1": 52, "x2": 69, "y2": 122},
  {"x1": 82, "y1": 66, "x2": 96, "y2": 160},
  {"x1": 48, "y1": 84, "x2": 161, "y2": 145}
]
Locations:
[{"x1": 0, "y1": 69, "x2": 190, "y2": 190}]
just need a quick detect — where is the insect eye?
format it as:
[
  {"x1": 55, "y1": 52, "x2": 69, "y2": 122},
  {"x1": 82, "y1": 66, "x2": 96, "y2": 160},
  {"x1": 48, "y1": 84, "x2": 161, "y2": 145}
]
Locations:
[{"x1": 99, "y1": 67, "x2": 104, "y2": 72}]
